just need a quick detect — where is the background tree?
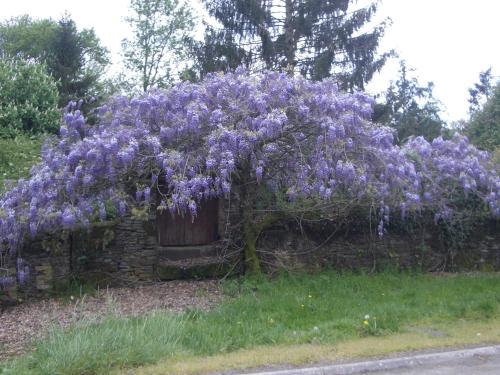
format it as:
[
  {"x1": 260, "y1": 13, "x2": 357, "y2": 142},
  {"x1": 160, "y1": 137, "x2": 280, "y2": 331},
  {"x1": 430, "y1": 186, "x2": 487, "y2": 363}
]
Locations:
[
  {"x1": 196, "y1": 0, "x2": 391, "y2": 90},
  {"x1": 468, "y1": 68, "x2": 494, "y2": 115},
  {"x1": 0, "y1": 15, "x2": 57, "y2": 61},
  {"x1": 463, "y1": 69, "x2": 499, "y2": 164},
  {"x1": 0, "y1": 59, "x2": 59, "y2": 138},
  {"x1": 121, "y1": 0, "x2": 195, "y2": 92},
  {"x1": 48, "y1": 16, "x2": 110, "y2": 107},
  {"x1": 373, "y1": 61, "x2": 444, "y2": 143},
  {"x1": 0, "y1": 14, "x2": 110, "y2": 108},
  {"x1": 465, "y1": 82, "x2": 500, "y2": 153}
]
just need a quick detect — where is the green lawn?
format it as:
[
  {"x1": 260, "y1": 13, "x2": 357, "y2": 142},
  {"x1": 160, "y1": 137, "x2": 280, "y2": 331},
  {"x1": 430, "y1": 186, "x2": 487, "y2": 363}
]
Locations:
[{"x1": 2, "y1": 272, "x2": 500, "y2": 375}]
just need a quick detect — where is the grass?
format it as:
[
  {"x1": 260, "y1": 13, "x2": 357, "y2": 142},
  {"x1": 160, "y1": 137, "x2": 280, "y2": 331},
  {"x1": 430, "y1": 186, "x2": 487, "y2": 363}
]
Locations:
[
  {"x1": 132, "y1": 319, "x2": 500, "y2": 375},
  {"x1": 2, "y1": 272, "x2": 500, "y2": 375},
  {"x1": 0, "y1": 135, "x2": 43, "y2": 191}
]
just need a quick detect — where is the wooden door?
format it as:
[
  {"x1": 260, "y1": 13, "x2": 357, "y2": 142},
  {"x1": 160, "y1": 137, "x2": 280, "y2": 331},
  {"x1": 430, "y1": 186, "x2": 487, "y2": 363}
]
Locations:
[{"x1": 157, "y1": 200, "x2": 219, "y2": 246}]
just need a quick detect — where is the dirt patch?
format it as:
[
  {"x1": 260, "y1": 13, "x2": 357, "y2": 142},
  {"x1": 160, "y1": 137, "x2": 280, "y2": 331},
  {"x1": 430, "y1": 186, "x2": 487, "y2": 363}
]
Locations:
[{"x1": 0, "y1": 280, "x2": 221, "y2": 360}]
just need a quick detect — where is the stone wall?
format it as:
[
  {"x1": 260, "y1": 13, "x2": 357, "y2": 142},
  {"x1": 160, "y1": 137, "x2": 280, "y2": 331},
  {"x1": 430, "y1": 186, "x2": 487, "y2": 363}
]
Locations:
[
  {"x1": 1, "y1": 233, "x2": 71, "y2": 304},
  {"x1": 257, "y1": 219, "x2": 500, "y2": 273},
  {"x1": 71, "y1": 217, "x2": 158, "y2": 286},
  {"x1": 1, "y1": 200, "x2": 233, "y2": 303},
  {"x1": 1, "y1": 205, "x2": 499, "y2": 306}
]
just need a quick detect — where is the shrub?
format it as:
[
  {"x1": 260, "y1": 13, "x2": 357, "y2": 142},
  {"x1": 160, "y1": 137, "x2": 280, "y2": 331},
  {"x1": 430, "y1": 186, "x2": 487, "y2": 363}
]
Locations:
[{"x1": 0, "y1": 59, "x2": 60, "y2": 137}]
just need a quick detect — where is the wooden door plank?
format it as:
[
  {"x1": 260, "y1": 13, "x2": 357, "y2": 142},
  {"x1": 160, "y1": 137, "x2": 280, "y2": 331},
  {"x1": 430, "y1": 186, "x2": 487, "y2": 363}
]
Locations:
[{"x1": 157, "y1": 199, "x2": 219, "y2": 246}]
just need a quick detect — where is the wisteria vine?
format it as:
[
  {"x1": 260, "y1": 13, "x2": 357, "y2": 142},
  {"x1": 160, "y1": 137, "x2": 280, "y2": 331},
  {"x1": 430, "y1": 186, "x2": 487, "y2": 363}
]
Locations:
[{"x1": 0, "y1": 68, "x2": 499, "y2": 286}]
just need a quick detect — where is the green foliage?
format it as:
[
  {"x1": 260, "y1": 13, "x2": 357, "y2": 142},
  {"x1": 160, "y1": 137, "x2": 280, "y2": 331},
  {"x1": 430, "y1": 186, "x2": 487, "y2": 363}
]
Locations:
[
  {"x1": 466, "y1": 82, "x2": 500, "y2": 152},
  {"x1": 121, "y1": 0, "x2": 196, "y2": 92},
  {"x1": 468, "y1": 68, "x2": 494, "y2": 115},
  {"x1": 0, "y1": 59, "x2": 59, "y2": 137},
  {"x1": 49, "y1": 15, "x2": 110, "y2": 108},
  {"x1": 0, "y1": 15, "x2": 57, "y2": 61},
  {"x1": 0, "y1": 135, "x2": 43, "y2": 190},
  {"x1": 0, "y1": 14, "x2": 110, "y2": 108},
  {"x1": 373, "y1": 61, "x2": 444, "y2": 143},
  {"x1": 3, "y1": 272, "x2": 500, "y2": 374},
  {"x1": 197, "y1": 0, "x2": 391, "y2": 90}
]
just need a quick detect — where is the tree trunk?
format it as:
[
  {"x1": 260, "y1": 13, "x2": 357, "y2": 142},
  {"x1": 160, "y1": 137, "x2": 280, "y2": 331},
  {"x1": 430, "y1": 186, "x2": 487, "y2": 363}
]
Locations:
[
  {"x1": 284, "y1": 0, "x2": 296, "y2": 73},
  {"x1": 239, "y1": 171, "x2": 285, "y2": 274},
  {"x1": 242, "y1": 203, "x2": 261, "y2": 275},
  {"x1": 240, "y1": 179, "x2": 262, "y2": 274}
]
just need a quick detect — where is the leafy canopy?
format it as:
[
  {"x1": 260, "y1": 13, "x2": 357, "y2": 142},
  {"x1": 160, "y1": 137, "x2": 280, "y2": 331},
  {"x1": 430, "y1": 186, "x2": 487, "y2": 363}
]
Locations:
[
  {"x1": 0, "y1": 59, "x2": 60, "y2": 138},
  {"x1": 0, "y1": 14, "x2": 110, "y2": 108},
  {"x1": 121, "y1": 0, "x2": 196, "y2": 92},
  {"x1": 468, "y1": 68, "x2": 494, "y2": 115},
  {"x1": 466, "y1": 82, "x2": 500, "y2": 153}
]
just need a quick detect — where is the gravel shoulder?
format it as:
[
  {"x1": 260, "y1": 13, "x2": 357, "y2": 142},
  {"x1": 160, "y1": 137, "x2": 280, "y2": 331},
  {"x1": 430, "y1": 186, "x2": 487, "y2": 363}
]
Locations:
[{"x1": 0, "y1": 280, "x2": 221, "y2": 359}]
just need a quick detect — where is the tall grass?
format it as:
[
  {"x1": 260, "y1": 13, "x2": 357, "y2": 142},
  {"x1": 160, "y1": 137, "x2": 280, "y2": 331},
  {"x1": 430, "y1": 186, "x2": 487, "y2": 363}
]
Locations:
[
  {"x1": 29, "y1": 314, "x2": 184, "y2": 375},
  {"x1": 2, "y1": 272, "x2": 500, "y2": 375}
]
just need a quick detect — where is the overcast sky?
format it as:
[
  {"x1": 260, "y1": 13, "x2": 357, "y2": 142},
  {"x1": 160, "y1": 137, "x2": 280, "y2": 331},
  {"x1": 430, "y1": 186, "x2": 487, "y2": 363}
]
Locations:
[{"x1": 1, "y1": 0, "x2": 499, "y2": 122}]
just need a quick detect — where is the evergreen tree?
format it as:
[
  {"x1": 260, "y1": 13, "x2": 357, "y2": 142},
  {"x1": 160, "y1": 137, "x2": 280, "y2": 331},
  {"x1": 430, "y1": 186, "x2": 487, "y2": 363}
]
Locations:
[
  {"x1": 49, "y1": 15, "x2": 110, "y2": 108},
  {"x1": 197, "y1": 0, "x2": 391, "y2": 90},
  {"x1": 373, "y1": 61, "x2": 444, "y2": 143},
  {"x1": 48, "y1": 16, "x2": 85, "y2": 107}
]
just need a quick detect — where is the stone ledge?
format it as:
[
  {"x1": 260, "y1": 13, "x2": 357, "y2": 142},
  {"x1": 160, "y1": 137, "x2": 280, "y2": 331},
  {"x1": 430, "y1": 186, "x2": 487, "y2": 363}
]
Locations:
[
  {"x1": 157, "y1": 244, "x2": 219, "y2": 260},
  {"x1": 156, "y1": 256, "x2": 231, "y2": 280}
]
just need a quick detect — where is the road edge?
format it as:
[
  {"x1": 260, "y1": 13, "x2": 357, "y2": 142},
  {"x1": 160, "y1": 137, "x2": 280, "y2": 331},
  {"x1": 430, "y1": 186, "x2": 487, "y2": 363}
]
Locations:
[{"x1": 238, "y1": 345, "x2": 500, "y2": 375}]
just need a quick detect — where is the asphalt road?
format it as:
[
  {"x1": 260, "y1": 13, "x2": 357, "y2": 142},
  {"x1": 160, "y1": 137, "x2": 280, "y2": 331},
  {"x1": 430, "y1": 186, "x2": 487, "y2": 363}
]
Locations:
[{"x1": 368, "y1": 353, "x2": 500, "y2": 375}]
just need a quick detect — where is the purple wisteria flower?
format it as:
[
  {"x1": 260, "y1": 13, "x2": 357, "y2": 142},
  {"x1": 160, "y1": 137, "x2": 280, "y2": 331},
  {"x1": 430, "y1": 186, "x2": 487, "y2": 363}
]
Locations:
[
  {"x1": 0, "y1": 68, "x2": 497, "y2": 282},
  {"x1": 0, "y1": 276, "x2": 15, "y2": 289}
]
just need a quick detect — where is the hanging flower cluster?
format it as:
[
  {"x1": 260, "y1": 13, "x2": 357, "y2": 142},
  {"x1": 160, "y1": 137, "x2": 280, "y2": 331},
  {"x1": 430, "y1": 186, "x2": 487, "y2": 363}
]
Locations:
[
  {"x1": 0, "y1": 68, "x2": 498, "y2": 287},
  {"x1": 403, "y1": 135, "x2": 499, "y2": 219}
]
